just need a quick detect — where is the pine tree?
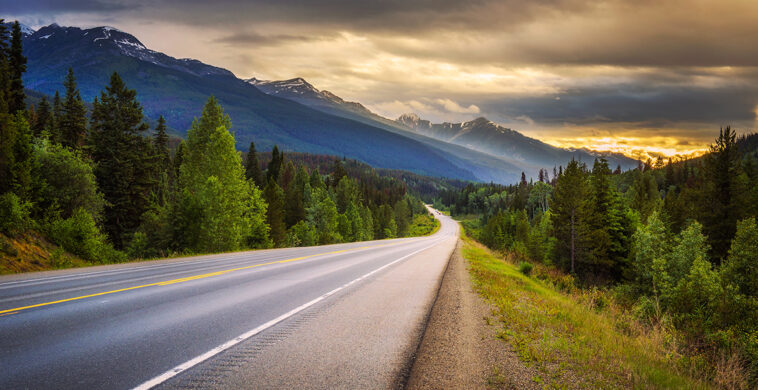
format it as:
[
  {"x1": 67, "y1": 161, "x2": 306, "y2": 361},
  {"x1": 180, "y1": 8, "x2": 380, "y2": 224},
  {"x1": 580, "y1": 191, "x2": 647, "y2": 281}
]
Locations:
[
  {"x1": 59, "y1": 68, "x2": 87, "y2": 149},
  {"x1": 89, "y1": 72, "x2": 157, "y2": 248},
  {"x1": 551, "y1": 159, "x2": 588, "y2": 274},
  {"x1": 8, "y1": 22, "x2": 26, "y2": 114},
  {"x1": 263, "y1": 178, "x2": 286, "y2": 247},
  {"x1": 176, "y1": 96, "x2": 269, "y2": 252},
  {"x1": 245, "y1": 140, "x2": 264, "y2": 188},
  {"x1": 267, "y1": 145, "x2": 283, "y2": 182}
]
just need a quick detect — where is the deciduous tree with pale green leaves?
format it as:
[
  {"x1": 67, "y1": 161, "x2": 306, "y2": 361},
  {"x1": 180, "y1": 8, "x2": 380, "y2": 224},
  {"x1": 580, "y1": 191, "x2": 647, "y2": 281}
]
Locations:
[{"x1": 176, "y1": 96, "x2": 269, "y2": 253}]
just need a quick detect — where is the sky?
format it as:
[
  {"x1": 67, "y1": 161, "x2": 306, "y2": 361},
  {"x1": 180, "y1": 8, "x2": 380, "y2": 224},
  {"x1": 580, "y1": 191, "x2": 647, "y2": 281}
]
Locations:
[{"x1": 5, "y1": 0, "x2": 758, "y2": 160}]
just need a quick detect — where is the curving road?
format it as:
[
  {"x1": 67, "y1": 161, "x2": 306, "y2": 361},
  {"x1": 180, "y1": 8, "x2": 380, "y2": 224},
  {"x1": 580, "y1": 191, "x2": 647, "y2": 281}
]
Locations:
[{"x1": 0, "y1": 208, "x2": 458, "y2": 389}]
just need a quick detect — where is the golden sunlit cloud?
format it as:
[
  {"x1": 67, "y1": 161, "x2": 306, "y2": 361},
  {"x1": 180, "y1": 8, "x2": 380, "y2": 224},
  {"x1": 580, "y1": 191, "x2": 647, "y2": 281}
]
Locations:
[{"x1": 543, "y1": 136, "x2": 709, "y2": 162}]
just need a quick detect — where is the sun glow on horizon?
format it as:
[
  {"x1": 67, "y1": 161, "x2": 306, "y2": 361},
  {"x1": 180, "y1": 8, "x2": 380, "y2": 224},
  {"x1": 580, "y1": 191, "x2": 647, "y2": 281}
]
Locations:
[{"x1": 543, "y1": 136, "x2": 709, "y2": 162}]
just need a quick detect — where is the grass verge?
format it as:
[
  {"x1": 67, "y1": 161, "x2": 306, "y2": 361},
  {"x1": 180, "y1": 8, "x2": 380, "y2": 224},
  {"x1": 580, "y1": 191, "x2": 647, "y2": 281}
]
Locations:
[{"x1": 460, "y1": 232, "x2": 709, "y2": 389}]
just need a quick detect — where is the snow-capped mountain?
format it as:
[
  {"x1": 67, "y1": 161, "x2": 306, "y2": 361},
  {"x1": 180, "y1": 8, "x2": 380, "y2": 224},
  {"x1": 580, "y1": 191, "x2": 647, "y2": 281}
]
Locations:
[
  {"x1": 2, "y1": 21, "x2": 35, "y2": 37},
  {"x1": 26, "y1": 24, "x2": 232, "y2": 78},
  {"x1": 397, "y1": 114, "x2": 637, "y2": 171},
  {"x1": 246, "y1": 77, "x2": 376, "y2": 119}
]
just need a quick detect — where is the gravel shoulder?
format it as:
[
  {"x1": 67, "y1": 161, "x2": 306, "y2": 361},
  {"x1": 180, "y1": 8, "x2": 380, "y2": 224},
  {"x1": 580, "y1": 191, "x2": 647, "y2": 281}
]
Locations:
[{"x1": 407, "y1": 241, "x2": 539, "y2": 390}]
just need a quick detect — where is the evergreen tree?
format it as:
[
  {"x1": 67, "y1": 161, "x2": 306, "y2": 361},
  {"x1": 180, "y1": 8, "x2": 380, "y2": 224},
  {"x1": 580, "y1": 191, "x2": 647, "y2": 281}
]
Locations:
[
  {"x1": 284, "y1": 166, "x2": 307, "y2": 227},
  {"x1": 551, "y1": 159, "x2": 588, "y2": 274},
  {"x1": 702, "y1": 127, "x2": 745, "y2": 262},
  {"x1": 32, "y1": 96, "x2": 51, "y2": 137},
  {"x1": 176, "y1": 96, "x2": 269, "y2": 252},
  {"x1": 173, "y1": 141, "x2": 186, "y2": 182},
  {"x1": 332, "y1": 159, "x2": 347, "y2": 184},
  {"x1": 153, "y1": 116, "x2": 172, "y2": 205},
  {"x1": 89, "y1": 72, "x2": 157, "y2": 248},
  {"x1": 8, "y1": 22, "x2": 26, "y2": 114},
  {"x1": 153, "y1": 116, "x2": 170, "y2": 165},
  {"x1": 59, "y1": 68, "x2": 87, "y2": 149},
  {"x1": 309, "y1": 169, "x2": 325, "y2": 190},
  {"x1": 245, "y1": 140, "x2": 264, "y2": 188},
  {"x1": 630, "y1": 171, "x2": 660, "y2": 222},
  {"x1": 263, "y1": 178, "x2": 286, "y2": 247},
  {"x1": 51, "y1": 91, "x2": 62, "y2": 143},
  {"x1": 394, "y1": 199, "x2": 411, "y2": 237},
  {"x1": 280, "y1": 160, "x2": 296, "y2": 191},
  {"x1": 720, "y1": 218, "x2": 758, "y2": 329},
  {"x1": 584, "y1": 158, "x2": 629, "y2": 280},
  {"x1": 267, "y1": 145, "x2": 283, "y2": 182},
  {"x1": 335, "y1": 176, "x2": 359, "y2": 214}
]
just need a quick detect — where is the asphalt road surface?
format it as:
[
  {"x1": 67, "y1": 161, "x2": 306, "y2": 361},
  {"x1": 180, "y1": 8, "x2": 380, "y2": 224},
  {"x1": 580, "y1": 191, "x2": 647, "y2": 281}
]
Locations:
[{"x1": 0, "y1": 207, "x2": 458, "y2": 389}]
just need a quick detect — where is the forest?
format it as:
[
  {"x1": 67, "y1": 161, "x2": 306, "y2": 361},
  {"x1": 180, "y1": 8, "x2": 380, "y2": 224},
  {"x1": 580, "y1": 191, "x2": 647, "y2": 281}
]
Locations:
[
  {"x1": 0, "y1": 20, "x2": 435, "y2": 270},
  {"x1": 436, "y1": 129, "x2": 758, "y2": 384}
]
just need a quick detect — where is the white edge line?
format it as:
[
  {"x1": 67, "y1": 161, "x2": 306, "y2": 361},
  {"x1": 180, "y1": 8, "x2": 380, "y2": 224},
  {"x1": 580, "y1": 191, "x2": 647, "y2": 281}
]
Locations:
[{"x1": 132, "y1": 238, "x2": 445, "y2": 390}]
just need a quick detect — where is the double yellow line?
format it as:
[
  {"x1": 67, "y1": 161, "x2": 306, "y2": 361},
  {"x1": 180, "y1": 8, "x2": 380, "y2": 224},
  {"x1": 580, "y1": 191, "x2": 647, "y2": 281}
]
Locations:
[{"x1": 0, "y1": 243, "x2": 395, "y2": 316}]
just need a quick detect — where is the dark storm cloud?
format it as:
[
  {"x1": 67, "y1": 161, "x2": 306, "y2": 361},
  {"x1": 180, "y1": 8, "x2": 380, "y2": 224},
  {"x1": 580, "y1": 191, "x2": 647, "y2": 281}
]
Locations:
[
  {"x1": 213, "y1": 32, "x2": 322, "y2": 47},
  {"x1": 2, "y1": 0, "x2": 128, "y2": 14}
]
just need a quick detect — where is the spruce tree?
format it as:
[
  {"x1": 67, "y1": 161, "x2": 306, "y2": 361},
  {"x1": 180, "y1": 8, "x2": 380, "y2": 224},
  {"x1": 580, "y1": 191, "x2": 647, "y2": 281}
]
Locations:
[
  {"x1": 32, "y1": 96, "x2": 51, "y2": 137},
  {"x1": 50, "y1": 91, "x2": 62, "y2": 143},
  {"x1": 702, "y1": 127, "x2": 745, "y2": 262},
  {"x1": 584, "y1": 158, "x2": 629, "y2": 280},
  {"x1": 8, "y1": 22, "x2": 26, "y2": 114},
  {"x1": 60, "y1": 68, "x2": 87, "y2": 149},
  {"x1": 284, "y1": 165, "x2": 307, "y2": 227},
  {"x1": 267, "y1": 145, "x2": 283, "y2": 182},
  {"x1": 551, "y1": 159, "x2": 588, "y2": 274},
  {"x1": 245, "y1": 140, "x2": 264, "y2": 187},
  {"x1": 89, "y1": 72, "x2": 157, "y2": 248},
  {"x1": 153, "y1": 115, "x2": 172, "y2": 205},
  {"x1": 263, "y1": 178, "x2": 286, "y2": 246}
]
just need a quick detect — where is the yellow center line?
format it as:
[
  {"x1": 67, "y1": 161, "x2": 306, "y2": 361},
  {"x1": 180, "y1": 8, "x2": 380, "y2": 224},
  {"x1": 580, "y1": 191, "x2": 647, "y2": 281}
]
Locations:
[{"x1": 0, "y1": 241, "x2": 404, "y2": 315}]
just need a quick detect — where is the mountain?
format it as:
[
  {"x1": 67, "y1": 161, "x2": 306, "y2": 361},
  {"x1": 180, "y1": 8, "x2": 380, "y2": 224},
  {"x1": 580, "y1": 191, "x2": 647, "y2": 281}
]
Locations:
[
  {"x1": 248, "y1": 76, "x2": 637, "y2": 177},
  {"x1": 396, "y1": 114, "x2": 637, "y2": 171},
  {"x1": 246, "y1": 78, "x2": 535, "y2": 182},
  {"x1": 246, "y1": 77, "x2": 403, "y2": 129},
  {"x1": 19, "y1": 23, "x2": 488, "y2": 181}
]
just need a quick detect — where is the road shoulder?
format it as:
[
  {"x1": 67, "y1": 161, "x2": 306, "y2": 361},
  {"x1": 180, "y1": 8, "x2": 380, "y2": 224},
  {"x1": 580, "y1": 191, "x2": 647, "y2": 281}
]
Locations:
[{"x1": 407, "y1": 241, "x2": 539, "y2": 389}]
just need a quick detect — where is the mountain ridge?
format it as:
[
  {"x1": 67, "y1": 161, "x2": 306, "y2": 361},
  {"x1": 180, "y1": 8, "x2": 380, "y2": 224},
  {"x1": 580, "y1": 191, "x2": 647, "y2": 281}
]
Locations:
[{"x1": 20, "y1": 23, "x2": 484, "y2": 181}]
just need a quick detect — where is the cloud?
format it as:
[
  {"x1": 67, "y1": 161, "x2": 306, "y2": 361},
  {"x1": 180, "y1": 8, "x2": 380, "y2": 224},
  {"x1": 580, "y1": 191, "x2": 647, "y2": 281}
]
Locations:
[
  {"x1": 214, "y1": 32, "x2": 322, "y2": 47},
  {"x1": 434, "y1": 98, "x2": 480, "y2": 114},
  {"x1": 6, "y1": 0, "x2": 758, "y2": 159}
]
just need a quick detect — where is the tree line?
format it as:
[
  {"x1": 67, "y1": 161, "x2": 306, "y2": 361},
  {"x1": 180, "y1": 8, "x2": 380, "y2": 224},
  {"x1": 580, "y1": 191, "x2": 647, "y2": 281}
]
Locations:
[
  {"x1": 437, "y1": 129, "x2": 758, "y2": 384},
  {"x1": 0, "y1": 20, "x2": 432, "y2": 266}
]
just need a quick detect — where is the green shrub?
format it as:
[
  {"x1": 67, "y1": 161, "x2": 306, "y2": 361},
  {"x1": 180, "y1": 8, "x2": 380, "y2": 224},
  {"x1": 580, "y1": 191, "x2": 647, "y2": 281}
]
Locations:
[
  {"x1": 47, "y1": 208, "x2": 125, "y2": 264},
  {"x1": 286, "y1": 220, "x2": 316, "y2": 247},
  {"x1": 126, "y1": 231, "x2": 150, "y2": 259},
  {"x1": 0, "y1": 192, "x2": 31, "y2": 234},
  {"x1": 519, "y1": 261, "x2": 533, "y2": 276}
]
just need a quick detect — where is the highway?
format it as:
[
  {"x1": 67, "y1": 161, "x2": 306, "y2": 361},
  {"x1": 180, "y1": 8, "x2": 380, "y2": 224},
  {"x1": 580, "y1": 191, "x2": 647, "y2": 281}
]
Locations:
[{"x1": 0, "y1": 208, "x2": 458, "y2": 389}]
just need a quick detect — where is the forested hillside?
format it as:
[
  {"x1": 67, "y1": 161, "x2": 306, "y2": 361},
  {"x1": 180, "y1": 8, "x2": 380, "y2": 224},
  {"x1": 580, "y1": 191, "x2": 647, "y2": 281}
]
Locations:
[
  {"x1": 436, "y1": 129, "x2": 758, "y2": 387},
  {"x1": 0, "y1": 20, "x2": 435, "y2": 273}
]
